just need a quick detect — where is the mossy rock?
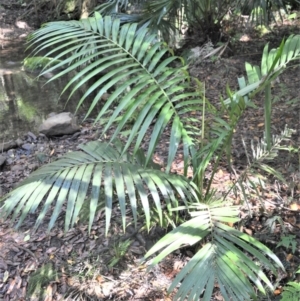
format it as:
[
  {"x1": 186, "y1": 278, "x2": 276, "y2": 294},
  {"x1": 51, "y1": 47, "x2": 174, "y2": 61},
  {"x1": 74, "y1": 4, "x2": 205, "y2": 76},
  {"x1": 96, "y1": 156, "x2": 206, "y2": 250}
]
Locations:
[{"x1": 23, "y1": 57, "x2": 62, "y2": 73}]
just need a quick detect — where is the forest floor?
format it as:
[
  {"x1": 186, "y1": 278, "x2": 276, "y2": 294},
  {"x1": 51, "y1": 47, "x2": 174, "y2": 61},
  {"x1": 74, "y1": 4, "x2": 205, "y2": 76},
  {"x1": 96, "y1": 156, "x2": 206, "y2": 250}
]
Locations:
[{"x1": 0, "y1": 1, "x2": 300, "y2": 301}]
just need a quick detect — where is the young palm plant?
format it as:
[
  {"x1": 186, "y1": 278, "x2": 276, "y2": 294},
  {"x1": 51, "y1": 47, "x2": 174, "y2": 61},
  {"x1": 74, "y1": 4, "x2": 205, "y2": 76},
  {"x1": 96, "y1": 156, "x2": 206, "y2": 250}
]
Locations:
[
  {"x1": 95, "y1": 0, "x2": 295, "y2": 45},
  {"x1": 224, "y1": 34, "x2": 300, "y2": 150},
  {"x1": 0, "y1": 12, "x2": 287, "y2": 300},
  {"x1": 144, "y1": 123, "x2": 295, "y2": 301}
]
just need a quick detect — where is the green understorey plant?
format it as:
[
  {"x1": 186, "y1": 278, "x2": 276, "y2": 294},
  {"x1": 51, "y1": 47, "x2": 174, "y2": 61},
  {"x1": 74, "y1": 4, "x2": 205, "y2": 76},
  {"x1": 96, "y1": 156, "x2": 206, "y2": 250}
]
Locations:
[
  {"x1": 281, "y1": 276, "x2": 300, "y2": 301},
  {"x1": 233, "y1": 34, "x2": 300, "y2": 150},
  {"x1": 27, "y1": 263, "x2": 59, "y2": 299},
  {"x1": 1, "y1": 12, "x2": 299, "y2": 300},
  {"x1": 95, "y1": 0, "x2": 296, "y2": 45},
  {"x1": 277, "y1": 234, "x2": 300, "y2": 301}
]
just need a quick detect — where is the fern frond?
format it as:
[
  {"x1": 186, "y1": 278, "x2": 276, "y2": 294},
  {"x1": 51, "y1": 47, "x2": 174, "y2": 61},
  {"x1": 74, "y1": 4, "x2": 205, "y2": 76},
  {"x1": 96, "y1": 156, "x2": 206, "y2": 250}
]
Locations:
[
  {"x1": 280, "y1": 282, "x2": 300, "y2": 301},
  {"x1": 249, "y1": 125, "x2": 295, "y2": 181}
]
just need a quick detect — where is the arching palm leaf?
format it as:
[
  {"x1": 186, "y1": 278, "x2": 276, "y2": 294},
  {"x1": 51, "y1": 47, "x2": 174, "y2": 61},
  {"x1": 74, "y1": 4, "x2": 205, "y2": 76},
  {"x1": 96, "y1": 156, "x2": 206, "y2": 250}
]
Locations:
[
  {"x1": 27, "y1": 12, "x2": 203, "y2": 171},
  {"x1": 0, "y1": 141, "x2": 198, "y2": 234},
  {"x1": 95, "y1": 0, "x2": 182, "y2": 43},
  {"x1": 144, "y1": 202, "x2": 285, "y2": 301},
  {"x1": 225, "y1": 34, "x2": 300, "y2": 150},
  {"x1": 225, "y1": 34, "x2": 300, "y2": 105}
]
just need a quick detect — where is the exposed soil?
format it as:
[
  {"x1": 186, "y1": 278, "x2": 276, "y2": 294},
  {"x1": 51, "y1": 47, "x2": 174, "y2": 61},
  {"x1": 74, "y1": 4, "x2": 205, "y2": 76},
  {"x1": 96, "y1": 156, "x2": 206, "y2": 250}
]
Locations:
[{"x1": 1, "y1": 1, "x2": 300, "y2": 301}]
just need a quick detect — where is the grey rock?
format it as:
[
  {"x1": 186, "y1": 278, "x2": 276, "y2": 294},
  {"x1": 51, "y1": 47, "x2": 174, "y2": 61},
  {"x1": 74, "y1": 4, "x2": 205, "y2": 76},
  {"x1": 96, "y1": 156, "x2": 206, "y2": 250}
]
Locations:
[
  {"x1": 22, "y1": 143, "x2": 35, "y2": 151},
  {"x1": 36, "y1": 144, "x2": 46, "y2": 152},
  {"x1": 0, "y1": 140, "x2": 17, "y2": 151},
  {"x1": 27, "y1": 131, "x2": 37, "y2": 141},
  {"x1": 38, "y1": 133, "x2": 49, "y2": 141},
  {"x1": 47, "y1": 112, "x2": 57, "y2": 118},
  {"x1": 6, "y1": 61, "x2": 18, "y2": 66},
  {"x1": 0, "y1": 155, "x2": 6, "y2": 166},
  {"x1": 11, "y1": 165, "x2": 24, "y2": 171},
  {"x1": 42, "y1": 72, "x2": 54, "y2": 79},
  {"x1": 6, "y1": 158, "x2": 14, "y2": 165},
  {"x1": 38, "y1": 112, "x2": 80, "y2": 137},
  {"x1": 7, "y1": 149, "x2": 15, "y2": 158},
  {"x1": 15, "y1": 138, "x2": 24, "y2": 146},
  {"x1": 69, "y1": 132, "x2": 81, "y2": 141},
  {"x1": 28, "y1": 163, "x2": 39, "y2": 170}
]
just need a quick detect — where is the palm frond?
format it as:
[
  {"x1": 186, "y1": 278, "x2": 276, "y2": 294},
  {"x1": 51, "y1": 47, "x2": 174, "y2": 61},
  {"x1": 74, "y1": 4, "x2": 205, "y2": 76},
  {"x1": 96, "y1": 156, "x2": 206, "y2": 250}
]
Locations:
[
  {"x1": 0, "y1": 141, "x2": 198, "y2": 233},
  {"x1": 95, "y1": 0, "x2": 182, "y2": 43},
  {"x1": 27, "y1": 12, "x2": 203, "y2": 170},
  {"x1": 95, "y1": 0, "x2": 131, "y2": 15},
  {"x1": 250, "y1": 125, "x2": 295, "y2": 180},
  {"x1": 144, "y1": 202, "x2": 284, "y2": 301},
  {"x1": 191, "y1": 96, "x2": 247, "y2": 194},
  {"x1": 231, "y1": 124, "x2": 294, "y2": 192},
  {"x1": 224, "y1": 34, "x2": 300, "y2": 105}
]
